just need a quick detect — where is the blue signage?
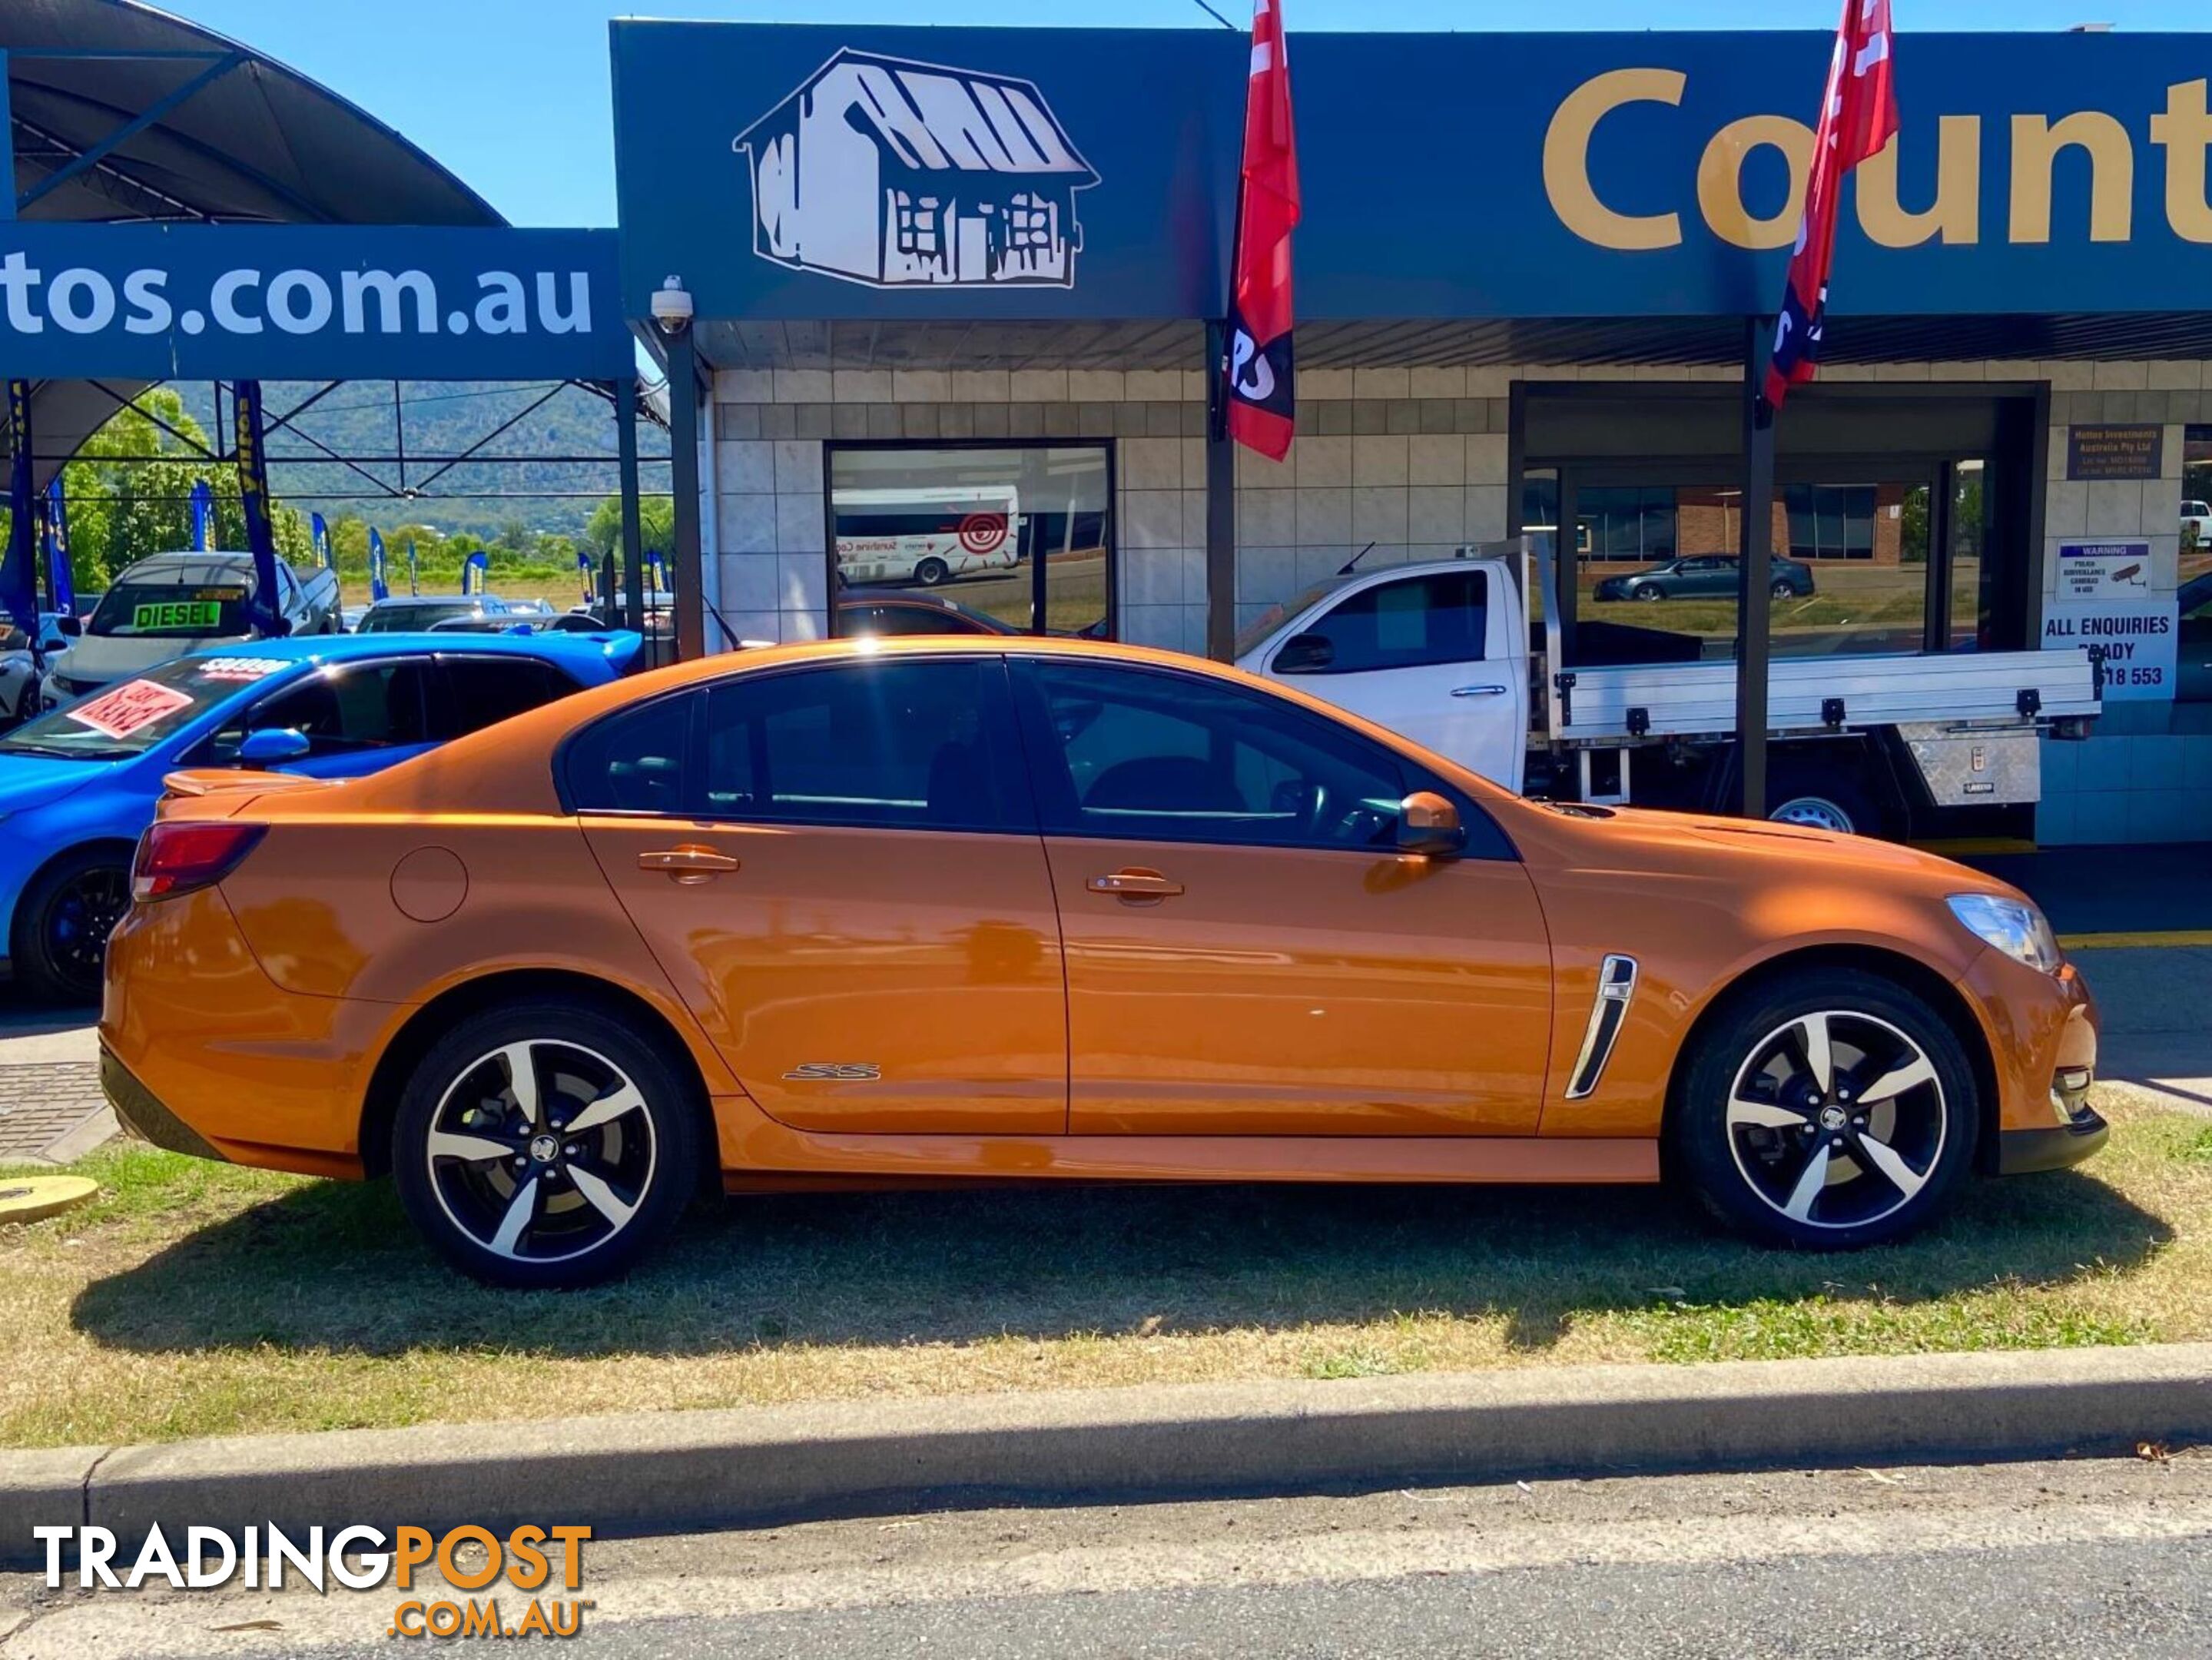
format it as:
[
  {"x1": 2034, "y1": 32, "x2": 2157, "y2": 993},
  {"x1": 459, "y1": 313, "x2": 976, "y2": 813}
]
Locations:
[
  {"x1": 0, "y1": 224, "x2": 632, "y2": 379},
  {"x1": 612, "y1": 24, "x2": 2212, "y2": 323}
]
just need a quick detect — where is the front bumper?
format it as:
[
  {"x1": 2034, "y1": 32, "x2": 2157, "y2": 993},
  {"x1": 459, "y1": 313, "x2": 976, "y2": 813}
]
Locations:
[{"x1": 1998, "y1": 1106, "x2": 2110, "y2": 1174}]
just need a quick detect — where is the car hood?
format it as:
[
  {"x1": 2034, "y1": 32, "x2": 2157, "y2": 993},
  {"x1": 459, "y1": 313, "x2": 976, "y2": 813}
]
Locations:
[
  {"x1": 55, "y1": 632, "x2": 247, "y2": 687},
  {"x1": 0, "y1": 752, "x2": 118, "y2": 815}
]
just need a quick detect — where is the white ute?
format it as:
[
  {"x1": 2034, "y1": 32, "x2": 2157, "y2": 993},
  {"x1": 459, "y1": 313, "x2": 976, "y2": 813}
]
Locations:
[{"x1": 1236, "y1": 541, "x2": 2101, "y2": 838}]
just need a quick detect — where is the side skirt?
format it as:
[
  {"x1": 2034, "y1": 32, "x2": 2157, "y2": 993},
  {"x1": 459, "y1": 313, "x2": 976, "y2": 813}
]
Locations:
[{"x1": 717, "y1": 1115, "x2": 1660, "y2": 1189}]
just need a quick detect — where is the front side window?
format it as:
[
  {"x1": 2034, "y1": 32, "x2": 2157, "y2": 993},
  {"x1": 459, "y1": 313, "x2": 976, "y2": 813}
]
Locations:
[
  {"x1": 1285, "y1": 571, "x2": 1489, "y2": 675},
  {"x1": 701, "y1": 659, "x2": 1016, "y2": 832},
  {"x1": 207, "y1": 662, "x2": 430, "y2": 761},
  {"x1": 1019, "y1": 660, "x2": 1415, "y2": 852}
]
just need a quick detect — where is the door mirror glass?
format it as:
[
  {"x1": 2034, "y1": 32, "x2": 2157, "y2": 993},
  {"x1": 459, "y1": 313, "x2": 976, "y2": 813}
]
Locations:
[
  {"x1": 1272, "y1": 632, "x2": 1335, "y2": 674},
  {"x1": 237, "y1": 726, "x2": 312, "y2": 765},
  {"x1": 55, "y1": 614, "x2": 82, "y2": 638},
  {"x1": 1395, "y1": 789, "x2": 1464, "y2": 858}
]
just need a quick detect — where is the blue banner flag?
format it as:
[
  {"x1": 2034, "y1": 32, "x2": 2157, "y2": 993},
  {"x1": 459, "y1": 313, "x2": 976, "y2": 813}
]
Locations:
[
  {"x1": 310, "y1": 511, "x2": 330, "y2": 570},
  {"x1": 578, "y1": 546, "x2": 593, "y2": 603},
  {"x1": 43, "y1": 476, "x2": 73, "y2": 615},
  {"x1": 407, "y1": 539, "x2": 420, "y2": 596},
  {"x1": 463, "y1": 549, "x2": 489, "y2": 596},
  {"x1": 369, "y1": 530, "x2": 390, "y2": 602},
  {"x1": 189, "y1": 477, "x2": 214, "y2": 551},
  {"x1": 646, "y1": 549, "x2": 665, "y2": 594},
  {"x1": 231, "y1": 380, "x2": 289, "y2": 637},
  {"x1": 2, "y1": 380, "x2": 38, "y2": 650}
]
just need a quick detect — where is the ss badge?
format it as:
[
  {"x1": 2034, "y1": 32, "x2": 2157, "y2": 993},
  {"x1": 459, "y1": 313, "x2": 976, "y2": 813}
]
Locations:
[{"x1": 781, "y1": 1062, "x2": 881, "y2": 1081}]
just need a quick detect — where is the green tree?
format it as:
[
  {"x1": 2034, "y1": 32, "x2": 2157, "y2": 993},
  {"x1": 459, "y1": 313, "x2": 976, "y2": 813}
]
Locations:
[{"x1": 583, "y1": 493, "x2": 675, "y2": 558}]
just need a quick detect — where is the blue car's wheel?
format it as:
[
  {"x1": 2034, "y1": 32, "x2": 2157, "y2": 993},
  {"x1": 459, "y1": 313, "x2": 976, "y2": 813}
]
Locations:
[{"x1": 12, "y1": 848, "x2": 132, "y2": 1005}]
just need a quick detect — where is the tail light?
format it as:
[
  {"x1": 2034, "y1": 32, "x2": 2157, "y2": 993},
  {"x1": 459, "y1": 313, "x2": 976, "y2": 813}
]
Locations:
[{"x1": 131, "y1": 822, "x2": 267, "y2": 902}]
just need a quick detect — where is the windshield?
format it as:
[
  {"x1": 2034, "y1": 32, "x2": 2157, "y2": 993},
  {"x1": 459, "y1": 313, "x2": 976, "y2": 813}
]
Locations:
[
  {"x1": 358, "y1": 602, "x2": 478, "y2": 633},
  {"x1": 1233, "y1": 579, "x2": 1351, "y2": 659},
  {"x1": 90, "y1": 581, "x2": 251, "y2": 640},
  {"x1": 0, "y1": 653, "x2": 291, "y2": 760}
]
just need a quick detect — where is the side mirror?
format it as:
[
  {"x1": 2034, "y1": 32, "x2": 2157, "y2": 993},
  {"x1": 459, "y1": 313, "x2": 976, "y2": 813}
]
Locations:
[
  {"x1": 55, "y1": 615, "x2": 82, "y2": 638},
  {"x1": 1272, "y1": 631, "x2": 1335, "y2": 674},
  {"x1": 1396, "y1": 789, "x2": 1464, "y2": 858},
  {"x1": 237, "y1": 727, "x2": 312, "y2": 765}
]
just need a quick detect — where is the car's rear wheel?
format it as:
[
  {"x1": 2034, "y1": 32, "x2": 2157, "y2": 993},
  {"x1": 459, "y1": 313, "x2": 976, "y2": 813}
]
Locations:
[
  {"x1": 391, "y1": 1000, "x2": 704, "y2": 1288},
  {"x1": 12, "y1": 848, "x2": 131, "y2": 1005},
  {"x1": 1670, "y1": 968, "x2": 1978, "y2": 1250}
]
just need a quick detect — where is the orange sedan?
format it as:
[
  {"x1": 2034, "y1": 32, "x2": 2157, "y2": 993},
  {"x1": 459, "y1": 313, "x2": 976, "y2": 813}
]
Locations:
[{"x1": 99, "y1": 638, "x2": 2104, "y2": 1287}]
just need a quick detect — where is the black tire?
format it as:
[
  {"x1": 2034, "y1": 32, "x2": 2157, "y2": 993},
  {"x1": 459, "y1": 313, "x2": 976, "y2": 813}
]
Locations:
[
  {"x1": 1670, "y1": 967, "x2": 1978, "y2": 1250},
  {"x1": 1770, "y1": 578, "x2": 1795, "y2": 599},
  {"x1": 10, "y1": 847, "x2": 132, "y2": 1005},
  {"x1": 914, "y1": 556, "x2": 950, "y2": 587},
  {"x1": 1632, "y1": 583, "x2": 1663, "y2": 602},
  {"x1": 391, "y1": 998, "x2": 705, "y2": 1288}
]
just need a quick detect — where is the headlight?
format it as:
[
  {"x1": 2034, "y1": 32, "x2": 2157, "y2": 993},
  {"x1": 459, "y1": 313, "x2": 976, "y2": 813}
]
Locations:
[{"x1": 1947, "y1": 893, "x2": 2063, "y2": 973}]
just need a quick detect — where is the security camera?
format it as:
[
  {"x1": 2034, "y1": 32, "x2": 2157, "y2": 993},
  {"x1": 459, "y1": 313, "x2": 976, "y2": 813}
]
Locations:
[{"x1": 650, "y1": 276, "x2": 694, "y2": 330}]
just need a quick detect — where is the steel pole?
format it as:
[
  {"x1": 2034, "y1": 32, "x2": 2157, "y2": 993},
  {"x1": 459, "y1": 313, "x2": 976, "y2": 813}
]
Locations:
[{"x1": 1736, "y1": 316, "x2": 1776, "y2": 820}]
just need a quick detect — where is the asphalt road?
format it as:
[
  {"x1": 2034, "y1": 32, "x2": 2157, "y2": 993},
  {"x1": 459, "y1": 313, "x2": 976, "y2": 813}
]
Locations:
[{"x1": 6, "y1": 1455, "x2": 2207, "y2": 1658}]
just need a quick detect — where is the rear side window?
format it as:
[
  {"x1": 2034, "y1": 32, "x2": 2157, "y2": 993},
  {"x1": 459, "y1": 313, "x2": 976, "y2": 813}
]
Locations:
[
  {"x1": 1288, "y1": 571, "x2": 1488, "y2": 673},
  {"x1": 434, "y1": 656, "x2": 581, "y2": 739},
  {"x1": 700, "y1": 659, "x2": 1020, "y2": 832},
  {"x1": 564, "y1": 691, "x2": 695, "y2": 815}
]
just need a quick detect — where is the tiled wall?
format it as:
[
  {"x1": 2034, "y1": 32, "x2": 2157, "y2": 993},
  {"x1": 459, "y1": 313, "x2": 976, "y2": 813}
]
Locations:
[{"x1": 702, "y1": 356, "x2": 2211, "y2": 845}]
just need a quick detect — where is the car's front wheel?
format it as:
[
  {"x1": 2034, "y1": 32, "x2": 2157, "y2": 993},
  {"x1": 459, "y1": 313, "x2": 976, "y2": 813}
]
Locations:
[
  {"x1": 391, "y1": 999, "x2": 704, "y2": 1288},
  {"x1": 1632, "y1": 584, "x2": 1663, "y2": 602},
  {"x1": 1670, "y1": 968, "x2": 1978, "y2": 1250}
]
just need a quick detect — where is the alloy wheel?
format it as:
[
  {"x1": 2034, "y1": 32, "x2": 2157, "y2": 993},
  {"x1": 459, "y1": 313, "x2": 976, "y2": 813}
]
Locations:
[
  {"x1": 45, "y1": 865, "x2": 131, "y2": 997},
  {"x1": 1723, "y1": 1010, "x2": 1946, "y2": 1231},
  {"x1": 423, "y1": 1039, "x2": 658, "y2": 1266}
]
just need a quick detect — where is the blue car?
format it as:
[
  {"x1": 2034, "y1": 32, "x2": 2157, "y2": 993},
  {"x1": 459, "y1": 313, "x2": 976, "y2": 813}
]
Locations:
[{"x1": 0, "y1": 629, "x2": 640, "y2": 1004}]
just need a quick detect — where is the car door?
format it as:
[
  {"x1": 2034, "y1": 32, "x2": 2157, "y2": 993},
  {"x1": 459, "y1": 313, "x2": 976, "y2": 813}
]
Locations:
[
  {"x1": 1259, "y1": 567, "x2": 1525, "y2": 790},
  {"x1": 1012, "y1": 656, "x2": 1552, "y2": 1137},
  {"x1": 574, "y1": 655, "x2": 1069, "y2": 1135}
]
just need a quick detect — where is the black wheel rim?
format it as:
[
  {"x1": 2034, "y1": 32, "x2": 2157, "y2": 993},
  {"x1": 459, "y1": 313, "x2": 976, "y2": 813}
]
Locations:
[
  {"x1": 45, "y1": 865, "x2": 131, "y2": 998},
  {"x1": 425, "y1": 1040, "x2": 658, "y2": 1267},
  {"x1": 1724, "y1": 1010, "x2": 1946, "y2": 1231}
]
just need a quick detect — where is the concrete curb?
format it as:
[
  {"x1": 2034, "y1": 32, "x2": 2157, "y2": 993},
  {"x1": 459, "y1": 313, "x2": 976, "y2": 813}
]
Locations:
[{"x1": 6, "y1": 1344, "x2": 2210, "y2": 1570}]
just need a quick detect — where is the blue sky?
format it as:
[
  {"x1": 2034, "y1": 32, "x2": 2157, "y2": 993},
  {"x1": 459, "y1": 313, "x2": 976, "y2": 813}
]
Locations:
[{"x1": 168, "y1": 1, "x2": 2204, "y2": 227}]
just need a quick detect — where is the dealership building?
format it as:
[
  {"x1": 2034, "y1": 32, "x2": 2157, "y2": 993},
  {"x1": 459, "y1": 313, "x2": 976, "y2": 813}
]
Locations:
[{"x1": 597, "y1": 22, "x2": 2211, "y2": 846}]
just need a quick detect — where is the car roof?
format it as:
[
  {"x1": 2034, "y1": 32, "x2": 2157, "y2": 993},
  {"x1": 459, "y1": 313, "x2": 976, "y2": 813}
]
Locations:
[{"x1": 197, "y1": 630, "x2": 635, "y2": 668}]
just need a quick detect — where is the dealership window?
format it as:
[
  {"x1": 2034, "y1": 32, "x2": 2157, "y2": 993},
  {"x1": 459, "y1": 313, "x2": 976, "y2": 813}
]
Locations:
[
  {"x1": 2182, "y1": 427, "x2": 2211, "y2": 702},
  {"x1": 826, "y1": 442, "x2": 1113, "y2": 639}
]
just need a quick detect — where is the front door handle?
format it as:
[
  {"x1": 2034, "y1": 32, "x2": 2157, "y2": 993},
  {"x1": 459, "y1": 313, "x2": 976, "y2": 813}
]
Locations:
[
  {"x1": 1087, "y1": 868, "x2": 1185, "y2": 901},
  {"x1": 638, "y1": 845, "x2": 740, "y2": 884},
  {"x1": 1451, "y1": 684, "x2": 1509, "y2": 698}
]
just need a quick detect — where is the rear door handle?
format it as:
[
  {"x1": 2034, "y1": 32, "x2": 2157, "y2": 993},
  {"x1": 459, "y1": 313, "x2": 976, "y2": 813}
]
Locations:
[
  {"x1": 1451, "y1": 684, "x2": 1509, "y2": 698},
  {"x1": 1087, "y1": 868, "x2": 1185, "y2": 901},
  {"x1": 638, "y1": 845, "x2": 740, "y2": 884}
]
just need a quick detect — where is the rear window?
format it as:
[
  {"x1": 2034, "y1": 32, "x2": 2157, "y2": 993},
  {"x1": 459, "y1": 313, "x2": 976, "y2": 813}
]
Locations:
[
  {"x1": 435, "y1": 656, "x2": 582, "y2": 739},
  {"x1": 89, "y1": 582, "x2": 250, "y2": 639}
]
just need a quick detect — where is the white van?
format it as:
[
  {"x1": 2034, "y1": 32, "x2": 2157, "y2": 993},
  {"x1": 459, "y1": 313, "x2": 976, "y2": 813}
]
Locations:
[{"x1": 833, "y1": 486, "x2": 1023, "y2": 588}]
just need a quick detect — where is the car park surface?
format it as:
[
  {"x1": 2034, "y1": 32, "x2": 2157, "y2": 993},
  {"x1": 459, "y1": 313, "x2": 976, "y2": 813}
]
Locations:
[
  {"x1": 99, "y1": 636, "x2": 2105, "y2": 1289},
  {"x1": 2, "y1": 629, "x2": 638, "y2": 1003}
]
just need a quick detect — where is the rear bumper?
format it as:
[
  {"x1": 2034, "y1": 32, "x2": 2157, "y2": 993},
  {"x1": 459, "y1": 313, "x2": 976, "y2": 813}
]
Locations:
[{"x1": 101, "y1": 1043, "x2": 225, "y2": 1162}]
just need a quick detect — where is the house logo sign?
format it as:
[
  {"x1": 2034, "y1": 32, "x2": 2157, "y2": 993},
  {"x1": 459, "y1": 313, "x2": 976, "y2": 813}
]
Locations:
[{"x1": 733, "y1": 50, "x2": 1099, "y2": 290}]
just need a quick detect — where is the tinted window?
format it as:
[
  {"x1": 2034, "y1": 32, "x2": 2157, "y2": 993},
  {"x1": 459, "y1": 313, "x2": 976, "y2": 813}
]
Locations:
[
  {"x1": 701, "y1": 660, "x2": 1015, "y2": 832},
  {"x1": 435, "y1": 656, "x2": 581, "y2": 739},
  {"x1": 841, "y1": 603, "x2": 988, "y2": 638},
  {"x1": 1285, "y1": 571, "x2": 1488, "y2": 674},
  {"x1": 211, "y1": 662, "x2": 429, "y2": 760},
  {"x1": 1020, "y1": 661, "x2": 1413, "y2": 850},
  {"x1": 358, "y1": 602, "x2": 476, "y2": 634},
  {"x1": 565, "y1": 692, "x2": 694, "y2": 815}
]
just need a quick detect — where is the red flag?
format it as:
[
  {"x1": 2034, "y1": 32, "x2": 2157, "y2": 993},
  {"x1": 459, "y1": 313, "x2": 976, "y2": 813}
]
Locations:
[
  {"x1": 1224, "y1": 0, "x2": 1300, "y2": 460},
  {"x1": 1765, "y1": 0, "x2": 1898, "y2": 410}
]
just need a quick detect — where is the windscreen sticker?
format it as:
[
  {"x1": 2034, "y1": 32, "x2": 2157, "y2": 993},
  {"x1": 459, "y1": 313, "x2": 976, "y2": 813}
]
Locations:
[
  {"x1": 65, "y1": 679, "x2": 197, "y2": 739},
  {"x1": 133, "y1": 599, "x2": 224, "y2": 632},
  {"x1": 194, "y1": 657, "x2": 289, "y2": 681}
]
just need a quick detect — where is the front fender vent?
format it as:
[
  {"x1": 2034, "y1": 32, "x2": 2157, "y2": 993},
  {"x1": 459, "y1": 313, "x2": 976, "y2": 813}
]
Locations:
[{"x1": 1564, "y1": 954, "x2": 1639, "y2": 1101}]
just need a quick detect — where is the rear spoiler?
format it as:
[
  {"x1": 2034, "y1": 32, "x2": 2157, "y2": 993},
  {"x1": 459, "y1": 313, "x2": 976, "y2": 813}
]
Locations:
[{"x1": 161, "y1": 769, "x2": 335, "y2": 799}]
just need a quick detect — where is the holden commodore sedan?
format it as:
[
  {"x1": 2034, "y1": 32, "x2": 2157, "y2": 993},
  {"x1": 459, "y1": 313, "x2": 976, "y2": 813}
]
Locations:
[{"x1": 100, "y1": 638, "x2": 2103, "y2": 1287}]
